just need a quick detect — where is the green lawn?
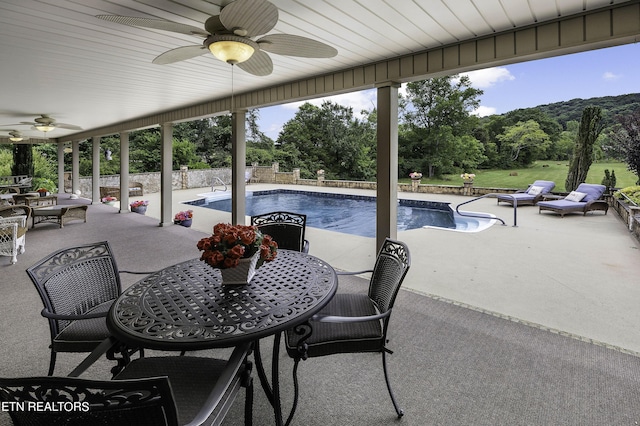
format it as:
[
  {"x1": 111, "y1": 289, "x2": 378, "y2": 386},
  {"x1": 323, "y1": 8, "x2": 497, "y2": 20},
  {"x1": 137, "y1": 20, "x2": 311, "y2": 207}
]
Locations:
[{"x1": 409, "y1": 161, "x2": 637, "y2": 192}]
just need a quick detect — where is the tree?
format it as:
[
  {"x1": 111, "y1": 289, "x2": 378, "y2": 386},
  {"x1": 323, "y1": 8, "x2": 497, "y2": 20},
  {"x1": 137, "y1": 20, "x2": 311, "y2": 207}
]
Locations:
[
  {"x1": 277, "y1": 101, "x2": 375, "y2": 179},
  {"x1": 566, "y1": 106, "x2": 604, "y2": 192},
  {"x1": 12, "y1": 145, "x2": 33, "y2": 177},
  {"x1": 400, "y1": 75, "x2": 484, "y2": 177},
  {"x1": 495, "y1": 120, "x2": 551, "y2": 167},
  {"x1": 607, "y1": 110, "x2": 640, "y2": 184}
]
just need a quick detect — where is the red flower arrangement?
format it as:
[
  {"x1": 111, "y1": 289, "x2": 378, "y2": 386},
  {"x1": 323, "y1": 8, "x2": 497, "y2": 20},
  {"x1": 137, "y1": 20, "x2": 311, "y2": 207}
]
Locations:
[{"x1": 197, "y1": 223, "x2": 278, "y2": 269}]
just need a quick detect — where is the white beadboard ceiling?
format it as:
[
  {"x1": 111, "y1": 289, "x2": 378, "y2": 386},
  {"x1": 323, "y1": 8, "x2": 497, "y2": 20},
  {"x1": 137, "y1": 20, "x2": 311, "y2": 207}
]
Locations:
[{"x1": 0, "y1": 0, "x2": 635, "y2": 140}]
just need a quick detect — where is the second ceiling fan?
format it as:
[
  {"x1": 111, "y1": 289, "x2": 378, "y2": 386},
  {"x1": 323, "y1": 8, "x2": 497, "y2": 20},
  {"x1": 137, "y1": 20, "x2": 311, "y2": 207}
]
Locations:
[{"x1": 97, "y1": 0, "x2": 338, "y2": 76}]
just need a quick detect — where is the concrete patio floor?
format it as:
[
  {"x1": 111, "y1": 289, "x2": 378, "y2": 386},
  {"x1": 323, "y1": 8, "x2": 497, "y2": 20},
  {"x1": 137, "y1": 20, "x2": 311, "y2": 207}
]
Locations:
[{"x1": 124, "y1": 183, "x2": 640, "y2": 355}]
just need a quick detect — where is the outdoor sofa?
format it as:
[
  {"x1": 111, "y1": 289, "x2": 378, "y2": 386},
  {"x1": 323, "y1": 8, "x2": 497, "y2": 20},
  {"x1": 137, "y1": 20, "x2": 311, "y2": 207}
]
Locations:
[
  {"x1": 537, "y1": 183, "x2": 608, "y2": 217},
  {"x1": 99, "y1": 182, "x2": 143, "y2": 199}
]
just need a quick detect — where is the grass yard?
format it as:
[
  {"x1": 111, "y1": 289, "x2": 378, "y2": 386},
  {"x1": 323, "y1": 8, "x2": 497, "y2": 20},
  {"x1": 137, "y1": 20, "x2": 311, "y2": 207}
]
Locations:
[{"x1": 411, "y1": 161, "x2": 637, "y2": 192}]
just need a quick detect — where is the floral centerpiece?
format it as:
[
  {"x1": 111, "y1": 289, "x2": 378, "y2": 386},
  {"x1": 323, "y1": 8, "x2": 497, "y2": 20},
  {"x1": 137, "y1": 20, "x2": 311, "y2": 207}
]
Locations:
[
  {"x1": 409, "y1": 171, "x2": 423, "y2": 180},
  {"x1": 36, "y1": 187, "x2": 49, "y2": 197},
  {"x1": 101, "y1": 196, "x2": 117, "y2": 204},
  {"x1": 198, "y1": 223, "x2": 277, "y2": 269},
  {"x1": 460, "y1": 173, "x2": 476, "y2": 182}
]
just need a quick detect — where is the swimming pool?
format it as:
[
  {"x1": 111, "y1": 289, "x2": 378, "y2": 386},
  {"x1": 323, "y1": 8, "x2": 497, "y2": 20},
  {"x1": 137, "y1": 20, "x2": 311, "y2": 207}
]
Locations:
[{"x1": 185, "y1": 190, "x2": 496, "y2": 237}]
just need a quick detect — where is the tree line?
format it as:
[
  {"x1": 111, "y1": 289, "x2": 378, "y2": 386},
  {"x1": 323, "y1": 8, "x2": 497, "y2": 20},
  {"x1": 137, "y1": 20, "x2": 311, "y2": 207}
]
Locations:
[{"x1": 4, "y1": 77, "x2": 640, "y2": 188}]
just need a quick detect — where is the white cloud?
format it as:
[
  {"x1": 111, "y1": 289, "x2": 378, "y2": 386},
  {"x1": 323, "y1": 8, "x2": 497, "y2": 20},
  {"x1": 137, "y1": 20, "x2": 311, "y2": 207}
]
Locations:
[
  {"x1": 461, "y1": 67, "x2": 515, "y2": 89},
  {"x1": 471, "y1": 106, "x2": 497, "y2": 117},
  {"x1": 602, "y1": 71, "x2": 622, "y2": 81}
]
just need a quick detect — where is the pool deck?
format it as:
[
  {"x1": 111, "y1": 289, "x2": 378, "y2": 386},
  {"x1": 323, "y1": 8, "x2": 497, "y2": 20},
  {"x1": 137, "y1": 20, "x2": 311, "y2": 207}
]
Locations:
[{"x1": 128, "y1": 183, "x2": 640, "y2": 354}]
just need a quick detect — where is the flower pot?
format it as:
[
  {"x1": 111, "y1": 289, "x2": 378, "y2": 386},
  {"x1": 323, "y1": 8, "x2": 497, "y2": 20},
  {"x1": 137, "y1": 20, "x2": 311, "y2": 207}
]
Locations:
[
  {"x1": 175, "y1": 219, "x2": 192, "y2": 227},
  {"x1": 103, "y1": 201, "x2": 115, "y2": 206},
  {"x1": 131, "y1": 206, "x2": 147, "y2": 215},
  {"x1": 218, "y1": 252, "x2": 260, "y2": 285}
]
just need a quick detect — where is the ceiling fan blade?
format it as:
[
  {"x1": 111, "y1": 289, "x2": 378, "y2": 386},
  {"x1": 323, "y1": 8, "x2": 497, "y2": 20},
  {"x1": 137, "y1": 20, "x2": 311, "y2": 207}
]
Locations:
[
  {"x1": 96, "y1": 15, "x2": 209, "y2": 37},
  {"x1": 220, "y1": 0, "x2": 278, "y2": 37},
  {"x1": 153, "y1": 45, "x2": 210, "y2": 65},
  {"x1": 55, "y1": 123, "x2": 83, "y2": 130},
  {"x1": 236, "y1": 50, "x2": 273, "y2": 76},
  {"x1": 258, "y1": 34, "x2": 338, "y2": 58}
]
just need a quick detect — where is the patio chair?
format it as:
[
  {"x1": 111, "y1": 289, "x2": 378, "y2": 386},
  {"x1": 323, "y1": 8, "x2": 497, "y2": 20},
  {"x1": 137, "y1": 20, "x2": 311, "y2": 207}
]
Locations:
[
  {"x1": 0, "y1": 205, "x2": 31, "y2": 264},
  {"x1": 26, "y1": 241, "x2": 150, "y2": 376},
  {"x1": 251, "y1": 211, "x2": 309, "y2": 253},
  {"x1": 496, "y1": 180, "x2": 555, "y2": 206},
  {"x1": 0, "y1": 215, "x2": 27, "y2": 264},
  {"x1": 538, "y1": 183, "x2": 609, "y2": 217},
  {"x1": 0, "y1": 340, "x2": 254, "y2": 426},
  {"x1": 285, "y1": 238, "x2": 411, "y2": 419}
]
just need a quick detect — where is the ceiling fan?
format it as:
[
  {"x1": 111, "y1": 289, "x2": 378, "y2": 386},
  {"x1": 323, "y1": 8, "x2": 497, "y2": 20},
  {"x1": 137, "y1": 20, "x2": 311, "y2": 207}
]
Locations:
[
  {"x1": 96, "y1": 0, "x2": 338, "y2": 76},
  {"x1": 1, "y1": 114, "x2": 83, "y2": 134},
  {"x1": 0, "y1": 130, "x2": 28, "y2": 142}
]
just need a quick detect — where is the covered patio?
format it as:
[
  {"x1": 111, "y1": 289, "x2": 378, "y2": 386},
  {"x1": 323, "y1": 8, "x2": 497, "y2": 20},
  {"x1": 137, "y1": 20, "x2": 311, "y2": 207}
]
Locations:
[{"x1": 2, "y1": 1, "x2": 640, "y2": 424}]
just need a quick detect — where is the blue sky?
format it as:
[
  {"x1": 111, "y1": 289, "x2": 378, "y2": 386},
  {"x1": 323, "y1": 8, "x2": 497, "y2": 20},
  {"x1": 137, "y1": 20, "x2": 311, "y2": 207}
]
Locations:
[{"x1": 257, "y1": 43, "x2": 640, "y2": 140}]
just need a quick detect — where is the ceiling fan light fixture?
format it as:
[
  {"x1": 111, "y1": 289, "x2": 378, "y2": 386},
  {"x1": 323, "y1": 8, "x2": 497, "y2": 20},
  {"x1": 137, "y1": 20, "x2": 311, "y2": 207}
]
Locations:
[
  {"x1": 9, "y1": 136, "x2": 23, "y2": 142},
  {"x1": 35, "y1": 124, "x2": 55, "y2": 133},
  {"x1": 205, "y1": 35, "x2": 256, "y2": 64}
]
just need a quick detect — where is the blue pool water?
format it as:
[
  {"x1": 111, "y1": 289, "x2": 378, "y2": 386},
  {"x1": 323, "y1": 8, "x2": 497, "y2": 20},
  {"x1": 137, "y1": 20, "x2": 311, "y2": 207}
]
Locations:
[{"x1": 185, "y1": 190, "x2": 495, "y2": 238}]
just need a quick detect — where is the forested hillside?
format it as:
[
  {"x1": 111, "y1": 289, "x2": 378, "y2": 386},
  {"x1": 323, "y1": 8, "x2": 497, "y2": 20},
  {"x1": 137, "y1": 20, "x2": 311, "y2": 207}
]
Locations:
[{"x1": 529, "y1": 93, "x2": 640, "y2": 128}]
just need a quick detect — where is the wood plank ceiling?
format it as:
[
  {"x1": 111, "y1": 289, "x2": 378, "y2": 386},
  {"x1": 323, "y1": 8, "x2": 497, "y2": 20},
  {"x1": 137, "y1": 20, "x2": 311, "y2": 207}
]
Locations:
[{"x1": 0, "y1": 0, "x2": 637, "y2": 142}]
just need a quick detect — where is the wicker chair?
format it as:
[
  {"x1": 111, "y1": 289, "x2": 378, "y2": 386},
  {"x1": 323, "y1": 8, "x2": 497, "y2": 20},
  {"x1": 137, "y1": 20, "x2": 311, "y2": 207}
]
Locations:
[
  {"x1": 0, "y1": 205, "x2": 31, "y2": 264},
  {"x1": 26, "y1": 241, "x2": 149, "y2": 376},
  {"x1": 0, "y1": 341, "x2": 254, "y2": 426},
  {"x1": 250, "y1": 211, "x2": 309, "y2": 253},
  {"x1": 285, "y1": 238, "x2": 411, "y2": 419}
]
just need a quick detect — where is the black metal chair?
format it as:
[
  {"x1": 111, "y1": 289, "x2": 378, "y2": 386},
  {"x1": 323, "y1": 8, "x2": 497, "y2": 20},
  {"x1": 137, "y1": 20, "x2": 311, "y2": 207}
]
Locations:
[
  {"x1": 26, "y1": 241, "x2": 150, "y2": 376},
  {"x1": 285, "y1": 238, "x2": 411, "y2": 421},
  {"x1": 250, "y1": 211, "x2": 309, "y2": 253},
  {"x1": 0, "y1": 340, "x2": 254, "y2": 426}
]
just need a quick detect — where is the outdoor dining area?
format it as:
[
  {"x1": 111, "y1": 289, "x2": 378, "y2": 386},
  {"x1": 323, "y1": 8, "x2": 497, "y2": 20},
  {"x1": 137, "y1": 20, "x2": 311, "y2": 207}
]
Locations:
[{"x1": 1, "y1": 190, "x2": 640, "y2": 425}]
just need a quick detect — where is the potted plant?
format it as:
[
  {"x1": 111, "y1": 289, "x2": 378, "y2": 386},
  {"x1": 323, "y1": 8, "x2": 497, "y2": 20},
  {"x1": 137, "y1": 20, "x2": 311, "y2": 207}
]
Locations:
[
  {"x1": 101, "y1": 196, "x2": 117, "y2": 206},
  {"x1": 196, "y1": 223, "x2": 278, "y2": 285},
  {"x1": 409, "y1": 171, "x2": 423, "y2": 181},
  {"x1": 460, "y1": 173, "x2": 476, "y2": 183},
  {"x1": 36, "y1": 187, "x2": 49, "y2": 197},
  {"x1": 130, "y1": 200, "x2": 149, "y2": 214},
  {"x1": 174, "y1": 210, "x2": 194, "y2": 227}
]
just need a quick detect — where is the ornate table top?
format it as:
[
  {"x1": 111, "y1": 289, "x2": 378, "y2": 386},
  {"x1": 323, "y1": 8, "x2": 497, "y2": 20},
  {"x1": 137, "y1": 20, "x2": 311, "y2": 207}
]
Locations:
[{"x1": 108, "y1": 250, "x2": 337, "y2": 350}]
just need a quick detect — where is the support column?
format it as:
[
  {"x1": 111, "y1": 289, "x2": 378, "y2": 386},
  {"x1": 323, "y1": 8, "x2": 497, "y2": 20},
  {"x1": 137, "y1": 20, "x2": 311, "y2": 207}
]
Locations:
[
  {"x1": 376, "y1": 81, "x2": 401, "y2": 250},
  {"x1": 231, "y1": 110, "x2": 247, "y2": 225},
  {"x1": 72, "y1": 140, "x2": 80, "y2": 195},
  {"x1": 57, "y1": 143, "x2": 65, "y2": 194},
  {"x1": 160, "y1": 123, "x2": 173, "y2": 227},
  {"x1": 119, "y1": 132, "x2": 130, "y2": 213},
  {"x1": 92, "y1": 136, "x2": 100, "y2": 204}
]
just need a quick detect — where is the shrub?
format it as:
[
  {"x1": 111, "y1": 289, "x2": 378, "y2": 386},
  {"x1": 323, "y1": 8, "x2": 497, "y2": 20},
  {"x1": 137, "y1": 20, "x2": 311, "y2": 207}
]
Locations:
[{"x1": 614, "y1": 186, "x2": 640, "y2": 206}]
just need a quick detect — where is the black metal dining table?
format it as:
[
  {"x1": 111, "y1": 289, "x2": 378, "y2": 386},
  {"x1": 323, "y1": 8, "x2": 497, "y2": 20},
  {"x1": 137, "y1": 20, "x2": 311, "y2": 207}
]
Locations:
[{"x1": 107, "y1": 249, "x2": 338, "y2": 425}]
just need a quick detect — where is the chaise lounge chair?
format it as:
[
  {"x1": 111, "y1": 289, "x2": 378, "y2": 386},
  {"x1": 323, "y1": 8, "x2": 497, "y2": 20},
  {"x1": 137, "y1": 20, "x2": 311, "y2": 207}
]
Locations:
[
  {"x1": 497, "y1": 180, "x2": 556, "y2": 206},
  {"x1": 537, "y1": 183, "x2": 608, "y2": 217}
]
